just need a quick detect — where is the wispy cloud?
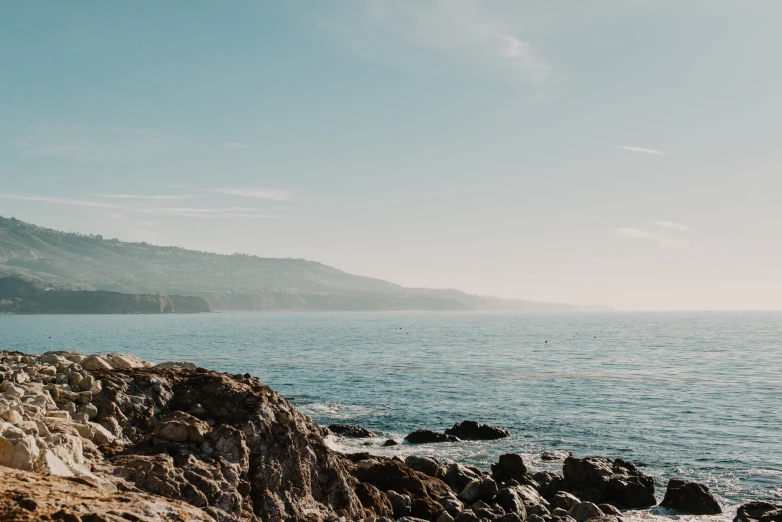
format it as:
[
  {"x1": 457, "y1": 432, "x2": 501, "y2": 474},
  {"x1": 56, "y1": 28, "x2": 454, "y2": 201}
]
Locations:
[
  {"x1": 613, "y1": 145, "x2": 666, "y2": 156},
  {"x1": 615, "y1": 227, "x2": 689, "y2": 248},
  {"x1": 649, "y1": 220, "x2": 691, "y2": 232},
  {"x1": 209, "y1": 188, "x2": 293, "y2": 201},
  {"x1": 0, "y1": 194, "x2": 281, "y2": 220},
  {"x1": 314, "y1": 0, "x2": 550, "y2": 82},
  {"x1": 0, "y1": 194, "x2": 116, "y2": 209},
  {"x1": 220, "y1": 142, "x2": 250, "y2": 149},
  {"x1": 93, "y1": 194, "x2": 193, "y2": 200}
]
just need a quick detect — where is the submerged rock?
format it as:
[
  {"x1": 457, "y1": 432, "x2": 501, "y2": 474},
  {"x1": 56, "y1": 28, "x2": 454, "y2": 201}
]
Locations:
[
  {"x1": 328, "y1": 423, "x2": 377, "y2": 438},
  {"x1": 405, "y1": 429, "x2": 461, "y2": 444},
  {"x1": 444, "y1": 420, "x2": 510, "y2": 441},
  {"x1": 660, "y1": 478, "x2": 722, "y2": 515}
]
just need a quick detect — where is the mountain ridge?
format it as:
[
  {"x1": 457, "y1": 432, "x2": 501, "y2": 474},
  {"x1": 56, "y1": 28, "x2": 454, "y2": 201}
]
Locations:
[{"x1": 0, "y1": 216, "x2": 609, "y2": 312}]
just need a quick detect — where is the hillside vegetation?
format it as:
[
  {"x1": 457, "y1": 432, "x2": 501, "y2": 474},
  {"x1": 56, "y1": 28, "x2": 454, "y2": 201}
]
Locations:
[{"x1": 0, "y1": 216, "x2": 601, "y2": 312}]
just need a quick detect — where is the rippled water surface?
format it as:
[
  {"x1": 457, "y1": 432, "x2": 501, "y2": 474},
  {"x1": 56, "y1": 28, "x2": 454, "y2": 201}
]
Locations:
[{"x1": 3, "y1": 311, "x2": 781, "y2": 520}]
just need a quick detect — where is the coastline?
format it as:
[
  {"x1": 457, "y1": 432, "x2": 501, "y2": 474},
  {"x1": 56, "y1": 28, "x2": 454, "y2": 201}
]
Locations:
[{"x1": 0, "y1": 350, "x2": 776, "y2": 522}]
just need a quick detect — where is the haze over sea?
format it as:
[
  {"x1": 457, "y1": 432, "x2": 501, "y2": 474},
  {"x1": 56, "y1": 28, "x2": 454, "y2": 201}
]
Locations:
[{"x1": 3, "y1": 311, "x2": 781, "y2": 520}]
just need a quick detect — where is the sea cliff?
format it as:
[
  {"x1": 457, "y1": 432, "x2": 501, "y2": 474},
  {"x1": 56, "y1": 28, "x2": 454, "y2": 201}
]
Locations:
[
  {"x1": 0, "y1": 351, "x2": 775, "y2": 521},
  {"x1": 0, "y1": 272, "x2": 210, "y2": 314}
]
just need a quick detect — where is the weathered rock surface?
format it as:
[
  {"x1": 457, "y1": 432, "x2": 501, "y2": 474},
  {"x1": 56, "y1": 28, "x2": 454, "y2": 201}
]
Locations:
[
  {"x1": 444, "y1": 421, "x2": 510, "y2": 441},
  {"x1": 660, "y1": 478, "x2": 722, "y2": 515},
  {"x1": 734, "y1": 501, "x2": 782, "y2": 522},
  {"x1": 563, "y1": 456, "x2": 656, "y2": 508},
  {"x1": 0, "y1": 467, "x2": 212, "y2": 521}
]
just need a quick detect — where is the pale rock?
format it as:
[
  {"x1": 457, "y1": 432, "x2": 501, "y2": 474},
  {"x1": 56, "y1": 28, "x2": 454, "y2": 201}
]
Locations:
[
  {"x1": 81, "y1": 356, "x2": 113, "y2": 371},
  {"x1": 46, "y1": 410, "x2": 71, "y2": 420},
  {"x1": 0, "y1": 433, "x2": 40, "y2": 471},
  {"x1": 36, "y1": 448, "x2": 75, "y2": 476},
  {"x1": 1, "y1": 409, "x2": 24, "y2": 423}
]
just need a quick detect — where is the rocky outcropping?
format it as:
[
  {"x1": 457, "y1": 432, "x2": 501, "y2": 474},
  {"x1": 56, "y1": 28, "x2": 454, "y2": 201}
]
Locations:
[
  {"x1": 329, "y1": 424, "x2": 377, "y2": 438},
  {"x1": 660, "y1": 478, "x2": 722, "y2": 514},
  {"x1": 405, "y1": 430, "x2": 460, "y2": 444},
  {"x1": 2, "y1": 349, "x2": 772, "y2": 522},
  {"x1": 563, "y1": 456, "x2": 656, "y2": 509},
  {"x1": 444, "y1": 421, "x2": 509, "y2": 441}
]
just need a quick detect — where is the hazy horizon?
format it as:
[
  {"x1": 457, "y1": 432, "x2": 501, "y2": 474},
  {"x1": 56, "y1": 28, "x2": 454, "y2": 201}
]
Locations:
[{"x1": 2, "y1": 1, "x2": 781, "y2": 311}]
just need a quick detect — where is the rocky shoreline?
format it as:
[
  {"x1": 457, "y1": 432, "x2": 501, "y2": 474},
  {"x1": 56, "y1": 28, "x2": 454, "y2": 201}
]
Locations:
[{"x1": 1, "y1": 350, "x2": 779, "y2": 522}]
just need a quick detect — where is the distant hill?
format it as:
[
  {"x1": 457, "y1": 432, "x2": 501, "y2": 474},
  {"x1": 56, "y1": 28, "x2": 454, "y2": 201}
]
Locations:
[
  {"x1": 0, "y1": 269, "x2": 209, "y2": 314},
  {"x1": 0, "y1": 216, "x2": 608, "y2": 312}
]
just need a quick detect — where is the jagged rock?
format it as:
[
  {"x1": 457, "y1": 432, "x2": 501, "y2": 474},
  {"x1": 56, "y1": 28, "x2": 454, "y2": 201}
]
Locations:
[
  {"x1": 551, "y1": 491, "x2": 582, "y2": 511},
  {"x1": 491, "y1": 453, "x2": 527, "y2": 484},
  {"x1": 352, "y1": 458, "x2": 450, "y2": 519},
  {"x1": 660, "y1": 478, "x2": 722, "y2": 514},
  {"x1": 328, "y1": 423, "x2": 377, "y2": 438},
  {"x1": 563, "y1": 456, "x2": 655, "y2": 508},
  {"x1": 405, "y1": 429, "x2": 460, "y2": 444},
  {"x1": 406, "y1": 455, "x2": 447, "y2": 480},
  {"x1": 88, "y1": 365, "x2": 367, "y2": 521},
  {"x1": 734, "y1": 501, "x2": 782, "y2": 521},
  {"x1": 444, "y1": 420, "x2": 510, "y2": 440},
  {"x1": 568, "y1": 501, "x2": 604, "y2": 522}
]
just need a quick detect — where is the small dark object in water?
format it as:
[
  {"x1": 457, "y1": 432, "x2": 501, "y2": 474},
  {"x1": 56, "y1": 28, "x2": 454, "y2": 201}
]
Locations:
[{"x1": 382, "y1": 439, "x2": 399, "y2": 447}]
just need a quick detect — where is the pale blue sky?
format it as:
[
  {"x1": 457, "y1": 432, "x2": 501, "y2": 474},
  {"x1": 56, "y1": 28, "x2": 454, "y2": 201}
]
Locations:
[{"x1": 1, "y1": 1, "x2": 781, "y2": 310}]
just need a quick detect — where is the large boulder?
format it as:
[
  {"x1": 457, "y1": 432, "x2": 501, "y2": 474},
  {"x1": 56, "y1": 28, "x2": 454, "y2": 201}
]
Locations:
[
  {"x1": 734, "y1": 501, "x2": 782, "y2": 522},
  {"x1": 328, "y1": 423, "x2": 377, "y2": 438},
  {"x1": 406, "y1": 429, "x2": 461, "y2": 444},
  {"x1": 491, "y1": 453, "x2": 527, "y2": 484},
  {"x1": 444, "y1": 420, "x2": 510, "y2": 440},
  {"x1": 446, "y1": 463, "x2": 482, "y2": 493},
  {"x1": 406, "y1": 455, "x2": 448, "y2": 480},
  {"x1": 563, "y1": 456, "x2": 656, "y2": 508},
  {"x1": 660, "y1": 478, "x2": 722, "y2": 515},
  {"x1": 458, "y1": 477, "x2": 498, "y2": 504}
]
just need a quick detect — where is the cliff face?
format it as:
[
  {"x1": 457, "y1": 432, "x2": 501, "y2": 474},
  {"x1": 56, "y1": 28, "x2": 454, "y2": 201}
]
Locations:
[{"x1": 0, "y1": 273, "x2": 210, "y2": 314}]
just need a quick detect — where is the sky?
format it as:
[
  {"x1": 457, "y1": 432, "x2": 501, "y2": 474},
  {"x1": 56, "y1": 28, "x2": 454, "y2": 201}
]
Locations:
[{"x1": 1, "y1": 1, "x2": 781, "y2": 311}]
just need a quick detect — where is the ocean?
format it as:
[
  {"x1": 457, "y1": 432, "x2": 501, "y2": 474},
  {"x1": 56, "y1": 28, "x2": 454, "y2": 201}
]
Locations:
[{"x1": 2, "y1": 311, "x2": 781, "y2": 520}]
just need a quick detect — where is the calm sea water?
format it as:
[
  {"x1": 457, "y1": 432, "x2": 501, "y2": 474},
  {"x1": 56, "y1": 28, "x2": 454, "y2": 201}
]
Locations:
[{"x1": 2, "y1": 312, "x2": 781, "y2": 520}]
